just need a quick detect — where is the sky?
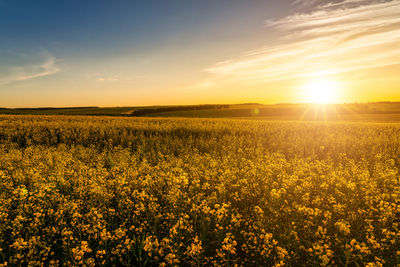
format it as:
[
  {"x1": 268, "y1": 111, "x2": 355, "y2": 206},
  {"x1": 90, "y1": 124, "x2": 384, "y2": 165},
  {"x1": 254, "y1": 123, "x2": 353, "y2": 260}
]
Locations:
[{"x1": 0, "y1": 0, "x2": 399, "y2": 107}]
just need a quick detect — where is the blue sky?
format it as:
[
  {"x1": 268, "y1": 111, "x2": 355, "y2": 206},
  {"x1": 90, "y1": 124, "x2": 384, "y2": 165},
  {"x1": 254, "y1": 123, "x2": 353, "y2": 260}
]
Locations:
[{"x1": 1, "y1": 0, "x2": 399, "y2": 107}]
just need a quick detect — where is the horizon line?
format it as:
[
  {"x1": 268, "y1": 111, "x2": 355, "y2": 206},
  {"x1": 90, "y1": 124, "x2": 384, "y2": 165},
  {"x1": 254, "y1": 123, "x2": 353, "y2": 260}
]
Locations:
[{"x1": 1, "y1": 101, "x2": 400, "y2": 109}]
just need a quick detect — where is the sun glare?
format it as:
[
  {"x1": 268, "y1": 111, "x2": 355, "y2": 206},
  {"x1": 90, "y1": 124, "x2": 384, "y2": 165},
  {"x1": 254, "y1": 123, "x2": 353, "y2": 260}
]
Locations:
[{"x1": 302, "y1": 79, "x2": 339, "y2": 104}]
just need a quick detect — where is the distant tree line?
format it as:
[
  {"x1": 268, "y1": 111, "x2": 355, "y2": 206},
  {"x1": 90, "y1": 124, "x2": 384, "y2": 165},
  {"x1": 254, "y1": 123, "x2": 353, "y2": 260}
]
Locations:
[{"x1": 130, "y1": 104, "x2": 229, "y2": 116}]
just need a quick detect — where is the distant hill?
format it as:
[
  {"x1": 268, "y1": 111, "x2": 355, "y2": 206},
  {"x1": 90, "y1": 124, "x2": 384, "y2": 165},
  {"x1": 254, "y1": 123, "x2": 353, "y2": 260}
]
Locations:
[{"x1": 2, "y1": 102, "x2": 400, "y2": 122}]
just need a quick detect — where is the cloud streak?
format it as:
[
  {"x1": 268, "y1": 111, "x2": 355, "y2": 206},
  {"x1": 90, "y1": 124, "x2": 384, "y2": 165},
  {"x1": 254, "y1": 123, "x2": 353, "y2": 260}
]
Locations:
[
  {"x1": 205, "y1": 0, "x2": 400, "y2": 84},
  {"x1": 95, "y1": 76, "x2": 120, "y2": 82},
  {"x1": 0, "y1": 53, "x2": 61, "y2": 85}
]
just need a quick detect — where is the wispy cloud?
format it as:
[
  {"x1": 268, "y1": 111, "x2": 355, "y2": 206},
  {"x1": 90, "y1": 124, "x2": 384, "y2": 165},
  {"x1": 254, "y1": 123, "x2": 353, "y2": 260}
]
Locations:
[
  {"x1": 14, "y1": 54, "x2": 60, "y2": 81},
  {"x1": 292, "y1": 0, "x2": 322, "y2": 8},
  {"x1": 88, "y1": 73, "x2": 148, "y2": 83},
  {"x1": 205, "y1": 0, "x2": 400, "y2": 84},
  {"x1": 95, "y1": 76, "x2": 120, "y2": 82},
  {"x1": 87, "y1": 73, "x2": 122, "y2": 82},
  {"x1": 0, "y1": 53, "x2": 61, "y2": 85}
]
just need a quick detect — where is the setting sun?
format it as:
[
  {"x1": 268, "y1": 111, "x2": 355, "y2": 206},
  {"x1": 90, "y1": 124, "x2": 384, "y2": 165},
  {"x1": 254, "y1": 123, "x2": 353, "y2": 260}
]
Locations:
[{"x1": 302, "y1": 79, "x2": 340, "y2": 104}]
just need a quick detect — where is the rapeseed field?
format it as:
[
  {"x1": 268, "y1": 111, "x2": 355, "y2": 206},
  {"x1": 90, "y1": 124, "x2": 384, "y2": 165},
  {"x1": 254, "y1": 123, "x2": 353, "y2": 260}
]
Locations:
[{"x1": 0, "y1": 115, "x2": 399, "y2": 266}]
